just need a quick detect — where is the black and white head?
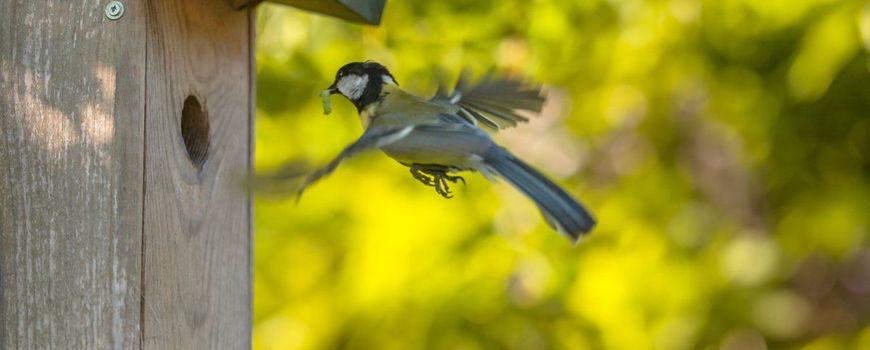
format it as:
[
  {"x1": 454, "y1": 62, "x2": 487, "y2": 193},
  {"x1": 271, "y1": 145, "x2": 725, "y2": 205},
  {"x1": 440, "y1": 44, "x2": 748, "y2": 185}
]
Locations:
[{"x1": 326, "y1": 61, "x2": 398, "y2": 112}]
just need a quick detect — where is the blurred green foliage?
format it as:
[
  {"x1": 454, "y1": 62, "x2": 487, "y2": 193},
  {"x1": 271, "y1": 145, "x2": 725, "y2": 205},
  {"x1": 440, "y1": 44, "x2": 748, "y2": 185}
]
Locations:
[{"x1": 253, "y1": 0, "x2": 870, "y2": 349}]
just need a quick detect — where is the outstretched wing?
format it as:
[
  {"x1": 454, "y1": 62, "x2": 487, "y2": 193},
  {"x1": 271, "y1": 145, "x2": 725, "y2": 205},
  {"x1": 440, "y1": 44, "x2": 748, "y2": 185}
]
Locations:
[
  {"x1": 431, "y1": 73, "x2": 546, "y2": 131},
  {"x1": 296, "y1": 126, "x2": 414, "y2": 200}
]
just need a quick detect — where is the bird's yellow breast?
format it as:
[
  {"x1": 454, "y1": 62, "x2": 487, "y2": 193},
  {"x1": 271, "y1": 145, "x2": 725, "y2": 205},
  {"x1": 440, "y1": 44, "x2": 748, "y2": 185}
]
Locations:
[{"x1": 358, "y1": 104, "x2": 377, "y2": 129}]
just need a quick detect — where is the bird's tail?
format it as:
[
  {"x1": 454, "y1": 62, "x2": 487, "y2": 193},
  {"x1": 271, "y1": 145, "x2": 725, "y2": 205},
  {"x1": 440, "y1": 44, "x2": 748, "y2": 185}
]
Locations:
[{"x1": 483, "y1": 146, "x2": 595, "y2": 242}]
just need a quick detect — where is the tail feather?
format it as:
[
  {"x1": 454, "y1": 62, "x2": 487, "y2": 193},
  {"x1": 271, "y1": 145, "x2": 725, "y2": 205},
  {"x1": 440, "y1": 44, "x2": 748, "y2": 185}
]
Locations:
[{"x1": 484, "y1": 147, "x2": 595, "y2": 242}]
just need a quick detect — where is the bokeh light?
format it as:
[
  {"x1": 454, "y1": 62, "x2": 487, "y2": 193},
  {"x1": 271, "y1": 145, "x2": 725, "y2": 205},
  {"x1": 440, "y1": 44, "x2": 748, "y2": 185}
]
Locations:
[{"x1": 253, "y1": 1, "x2": 869, "y2": 349}]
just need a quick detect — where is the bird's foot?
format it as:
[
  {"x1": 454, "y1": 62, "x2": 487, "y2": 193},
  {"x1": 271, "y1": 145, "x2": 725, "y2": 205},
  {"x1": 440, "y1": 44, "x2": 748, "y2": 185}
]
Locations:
[
  {"x1": 409, "y1": 164, "x2": 464, "y2": 199},
  {"x1": 434, "y1": 173, "x2": 466, "y2": 198},
  {"x1": 410, "y1": 165, "x2": 437, "y2": 186}
]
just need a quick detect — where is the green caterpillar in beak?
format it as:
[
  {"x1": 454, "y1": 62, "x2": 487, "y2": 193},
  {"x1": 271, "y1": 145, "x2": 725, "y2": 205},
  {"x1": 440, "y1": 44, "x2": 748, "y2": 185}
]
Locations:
[{"x1": 320, "y1": 89, "x2": 333, "y2": 115}]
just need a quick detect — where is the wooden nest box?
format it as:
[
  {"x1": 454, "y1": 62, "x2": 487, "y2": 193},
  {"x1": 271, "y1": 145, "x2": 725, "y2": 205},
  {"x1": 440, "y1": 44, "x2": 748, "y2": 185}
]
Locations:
[{"x1": 0, "y1": 0, "x2": 385, "y2": 349}]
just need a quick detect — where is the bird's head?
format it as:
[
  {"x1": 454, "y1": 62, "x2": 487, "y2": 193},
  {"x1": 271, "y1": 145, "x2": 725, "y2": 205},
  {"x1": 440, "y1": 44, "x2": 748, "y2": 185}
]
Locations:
[{"x1": 326, "y1": 61, "x2": 398, "y2": 112}]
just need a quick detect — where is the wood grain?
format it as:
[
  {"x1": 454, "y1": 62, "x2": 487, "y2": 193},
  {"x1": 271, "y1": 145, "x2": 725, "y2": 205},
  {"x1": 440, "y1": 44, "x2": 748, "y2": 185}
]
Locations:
[
  {"x1": 143, "y1": 0, "x2": 253, "y2": 348},
  {"x1": 2, "y1": 0, "x2": 253, "y2": 348},
  {"x1": 0, "y1": 0, "x2": 146, "y2": 349}
]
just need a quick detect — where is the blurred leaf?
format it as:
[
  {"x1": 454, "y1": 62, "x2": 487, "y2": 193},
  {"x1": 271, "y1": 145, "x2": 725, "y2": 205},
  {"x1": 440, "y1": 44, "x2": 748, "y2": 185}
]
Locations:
[{"x1": 253, "y1": 1, "x2": 870, "y2": 349}]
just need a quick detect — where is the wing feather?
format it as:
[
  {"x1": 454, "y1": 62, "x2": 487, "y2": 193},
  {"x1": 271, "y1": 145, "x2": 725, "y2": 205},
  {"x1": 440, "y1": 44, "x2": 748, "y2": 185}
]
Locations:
[
  {"x1": 430, "y1": 73, "x2": 546, "y2": 131},
  {"x1": 296, "y1": 126, "x2": 413, "y2": 200}
]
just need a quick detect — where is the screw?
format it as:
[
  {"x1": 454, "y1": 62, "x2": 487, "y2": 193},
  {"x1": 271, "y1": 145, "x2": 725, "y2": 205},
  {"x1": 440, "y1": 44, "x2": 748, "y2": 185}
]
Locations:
[{"x1": 105, "y1": 1, "x2": 124, "y2": 20}]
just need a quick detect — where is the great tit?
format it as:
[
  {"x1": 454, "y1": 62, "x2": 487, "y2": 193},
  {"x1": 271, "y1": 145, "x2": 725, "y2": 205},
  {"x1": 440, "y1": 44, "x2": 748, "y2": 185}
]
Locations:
[{"x1": 299, "y1": 61, "x2": 596, "y2": 242}]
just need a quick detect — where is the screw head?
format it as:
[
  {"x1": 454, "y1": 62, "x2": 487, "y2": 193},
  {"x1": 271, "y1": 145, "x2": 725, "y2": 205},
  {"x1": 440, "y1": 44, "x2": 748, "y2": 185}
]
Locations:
[{"x1": 105, "y1": 1, "x2": 124, "y2": 20}]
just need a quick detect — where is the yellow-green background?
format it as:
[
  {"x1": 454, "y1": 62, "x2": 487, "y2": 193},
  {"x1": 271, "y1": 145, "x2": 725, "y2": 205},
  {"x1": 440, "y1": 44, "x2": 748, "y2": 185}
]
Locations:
[{"x1": 252, "y1": 1, "x2": 870, "y2": 349}]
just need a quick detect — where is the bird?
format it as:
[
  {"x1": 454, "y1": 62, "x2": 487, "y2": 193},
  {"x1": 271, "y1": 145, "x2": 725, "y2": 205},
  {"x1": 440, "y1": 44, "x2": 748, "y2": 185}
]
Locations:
[{"x1": 297, "y1": 61, "x2": 596, "y2": 243}]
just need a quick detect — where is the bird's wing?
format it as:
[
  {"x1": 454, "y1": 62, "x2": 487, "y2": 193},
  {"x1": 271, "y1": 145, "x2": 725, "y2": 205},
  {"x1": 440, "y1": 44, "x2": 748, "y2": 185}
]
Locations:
[
  {"x1": 295, "y1": 125, "x2": 414, "y2": 200},
  {"x1": 430, "y1": 73, "x2": 546, "y2": 131},
  {"x1": 372, "y1": 113, "x2": 497, "y2": 170}
]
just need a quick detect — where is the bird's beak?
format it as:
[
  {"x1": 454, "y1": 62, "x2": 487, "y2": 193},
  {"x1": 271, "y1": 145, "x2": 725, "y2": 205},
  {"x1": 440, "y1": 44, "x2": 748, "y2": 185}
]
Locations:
[{"x1": 327, "y1": 82, "x2": 338, "y2": 94}]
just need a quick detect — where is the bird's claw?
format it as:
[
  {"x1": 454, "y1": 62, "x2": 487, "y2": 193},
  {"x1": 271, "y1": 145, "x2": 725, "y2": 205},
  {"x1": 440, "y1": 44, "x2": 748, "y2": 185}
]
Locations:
[
  {"x1": 410, "y1": 165, "x2": 437, "y2": 186},
  {"x1": 409, "y1": 164, "x2": 465, "y2": 199}
]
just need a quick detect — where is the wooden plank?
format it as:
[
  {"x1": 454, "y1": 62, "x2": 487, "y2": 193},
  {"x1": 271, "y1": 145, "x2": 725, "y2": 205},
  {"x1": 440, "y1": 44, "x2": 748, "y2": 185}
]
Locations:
[
  {"x1": 0, "y1": 0, "x2": 146, "y2": 349},
  {"x1": 142, "y1": 0, "x2": 253, "y2": 348}
]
